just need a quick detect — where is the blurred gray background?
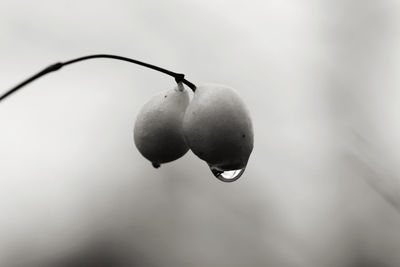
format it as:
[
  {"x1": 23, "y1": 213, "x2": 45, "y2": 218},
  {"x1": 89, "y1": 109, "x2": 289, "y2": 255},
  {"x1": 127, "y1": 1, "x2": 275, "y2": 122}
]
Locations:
[{"x1": 1, "y1": 0, "x2": 400, "y2": 266}]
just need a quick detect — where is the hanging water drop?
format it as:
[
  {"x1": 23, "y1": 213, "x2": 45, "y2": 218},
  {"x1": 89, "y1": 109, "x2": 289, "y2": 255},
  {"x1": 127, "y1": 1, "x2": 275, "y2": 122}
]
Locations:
[{"x1": 209, "y1": 165, "x2": 246, "y2": 182}]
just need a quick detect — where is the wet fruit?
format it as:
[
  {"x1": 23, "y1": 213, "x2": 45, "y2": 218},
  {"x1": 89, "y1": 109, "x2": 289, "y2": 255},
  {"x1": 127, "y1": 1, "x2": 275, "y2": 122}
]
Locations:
[
  {"x1": 134, "y1": 83, "x2": 189, "y2": 166},
  {"x1": 1, "y1": 53, "x2": 254, "y2": 182},
  {"x1": 182, "y1": 83, "x2": 253, "y2": 180}
]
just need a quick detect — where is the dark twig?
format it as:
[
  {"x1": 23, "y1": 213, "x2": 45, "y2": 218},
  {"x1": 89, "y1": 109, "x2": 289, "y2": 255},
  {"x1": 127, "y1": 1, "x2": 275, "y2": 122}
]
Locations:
[{"x1": 0, "y1": 54, "x2": 196, "y2": 102}]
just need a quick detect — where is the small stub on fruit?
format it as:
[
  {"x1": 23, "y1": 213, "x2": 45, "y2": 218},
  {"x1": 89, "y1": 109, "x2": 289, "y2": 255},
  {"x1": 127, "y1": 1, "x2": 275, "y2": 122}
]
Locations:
[
  {"x1": 152, "y1": 162, "x2": 161, "y2": 168},
  {"x1": 176, "y1": 82, "x2": 185, "y2": 92}
]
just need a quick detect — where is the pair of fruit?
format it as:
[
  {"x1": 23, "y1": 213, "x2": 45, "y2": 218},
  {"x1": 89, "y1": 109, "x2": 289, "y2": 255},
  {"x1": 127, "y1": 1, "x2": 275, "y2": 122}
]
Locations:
[
  {"x1": 134, "y1": 83, "x2": 253, "y2": 182},
  {"x1": 0, "y1": 53, "x2": 252, "y2": 182}
]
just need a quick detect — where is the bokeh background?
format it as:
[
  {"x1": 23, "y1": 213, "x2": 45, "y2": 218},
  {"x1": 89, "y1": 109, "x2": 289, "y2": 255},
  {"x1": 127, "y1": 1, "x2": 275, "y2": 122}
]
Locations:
[{"x1": 1, "y1": 1, "x2": 400, "y2": 266}]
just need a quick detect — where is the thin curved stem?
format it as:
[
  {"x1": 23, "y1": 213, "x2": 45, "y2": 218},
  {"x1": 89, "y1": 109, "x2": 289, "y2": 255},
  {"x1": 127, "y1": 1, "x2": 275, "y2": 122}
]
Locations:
[{"x1": 0, "y1": 54, "x2": 196, "y2": 102}]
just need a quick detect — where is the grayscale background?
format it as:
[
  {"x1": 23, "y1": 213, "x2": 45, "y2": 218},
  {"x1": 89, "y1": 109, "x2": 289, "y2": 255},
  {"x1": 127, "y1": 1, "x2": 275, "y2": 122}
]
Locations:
[{"x1": 1, "y1": 1, "x2": 400, "y2": 266}]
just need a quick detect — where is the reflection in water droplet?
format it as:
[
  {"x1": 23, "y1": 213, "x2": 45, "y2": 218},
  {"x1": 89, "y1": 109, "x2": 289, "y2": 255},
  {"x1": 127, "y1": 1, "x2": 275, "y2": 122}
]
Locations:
[{"x1": 209, "y1": 165, "x2": 246, "y2": 182}]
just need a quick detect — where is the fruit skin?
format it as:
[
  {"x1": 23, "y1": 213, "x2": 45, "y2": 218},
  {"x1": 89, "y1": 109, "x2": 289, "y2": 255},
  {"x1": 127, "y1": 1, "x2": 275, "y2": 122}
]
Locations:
[
  {"x1": 183, "y1": 83, "x2": 254, "y2": 170},
  {"x1": 134, "y1": 84, "x2": 189, "y2": 165}
]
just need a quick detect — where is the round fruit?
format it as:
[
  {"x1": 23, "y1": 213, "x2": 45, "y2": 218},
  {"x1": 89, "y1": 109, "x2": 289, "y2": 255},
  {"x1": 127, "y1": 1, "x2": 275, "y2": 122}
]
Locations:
[
  {"x1": 134, "y1": 83, "x2": 189, "y2": 166},
  {"x1": 182, "y1": 83, "x2": 254, "y2": 171}
]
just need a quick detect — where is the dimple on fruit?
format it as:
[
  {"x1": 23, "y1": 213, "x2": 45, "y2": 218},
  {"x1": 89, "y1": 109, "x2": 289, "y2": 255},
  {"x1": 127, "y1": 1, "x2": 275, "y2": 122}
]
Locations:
[
  {"x1": 134, "y1": 83, "x2": 189, "y2": 167},
  {"x1": 1, "y1": 54, "x2": 254, "y2": 182}
]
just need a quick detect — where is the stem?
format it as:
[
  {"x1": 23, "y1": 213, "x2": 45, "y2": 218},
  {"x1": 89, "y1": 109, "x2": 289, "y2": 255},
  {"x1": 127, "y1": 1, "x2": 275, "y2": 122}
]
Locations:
[{"x1": 0, "y1": 54, "x2": 196, "y2": 102}]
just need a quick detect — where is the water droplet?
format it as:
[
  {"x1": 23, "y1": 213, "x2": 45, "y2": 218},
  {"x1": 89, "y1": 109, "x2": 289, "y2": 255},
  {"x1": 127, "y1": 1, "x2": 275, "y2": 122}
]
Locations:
[{"x1": 209, "y1": 165, "x2": 246, "y2": 182}]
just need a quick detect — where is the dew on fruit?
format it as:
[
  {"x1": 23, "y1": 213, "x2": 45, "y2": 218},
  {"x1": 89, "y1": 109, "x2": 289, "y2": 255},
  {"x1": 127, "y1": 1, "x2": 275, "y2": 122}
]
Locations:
[{"x1": 209, "y1": 165, "x2": 246, "y2": 182}]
